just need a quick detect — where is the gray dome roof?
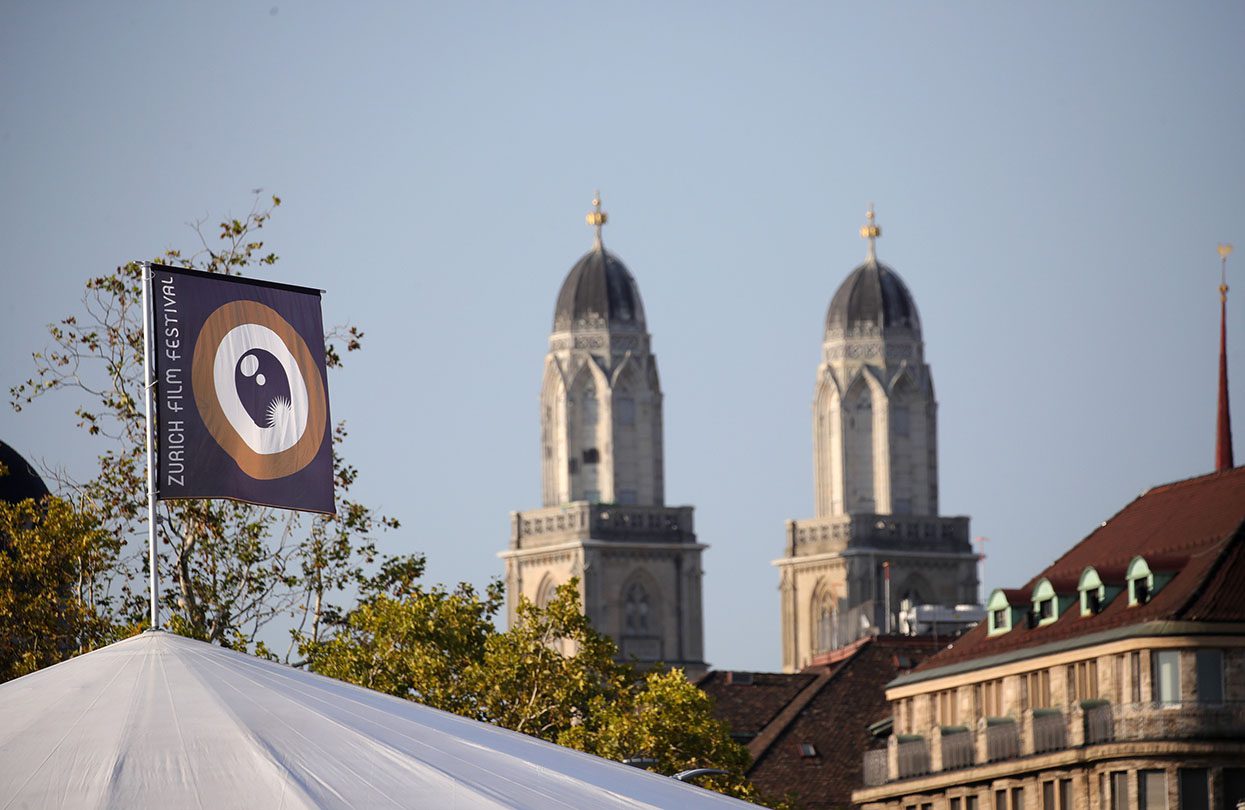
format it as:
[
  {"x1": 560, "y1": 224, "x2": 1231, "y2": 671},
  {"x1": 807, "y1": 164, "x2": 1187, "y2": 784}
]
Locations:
[
  {"x1": 553, "y1": 247, "x2": 646, "y2": 330},
  {"x1": 0, "y1": 441, "x2": 49, "y2": 505},
  {"x1": 825, "y1": 259, "x2": 921, "y2": 334}
]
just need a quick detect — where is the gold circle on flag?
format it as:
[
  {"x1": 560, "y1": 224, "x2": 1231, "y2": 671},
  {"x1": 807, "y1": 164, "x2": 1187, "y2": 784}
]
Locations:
[{"x1": 191, "y1": 300, "x2": 328, "y2": 480}]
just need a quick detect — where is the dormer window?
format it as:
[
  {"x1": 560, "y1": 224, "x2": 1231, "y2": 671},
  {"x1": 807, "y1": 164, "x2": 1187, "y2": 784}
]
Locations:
[
  {"x1": 1076, "y1": 566, "x2": 1120, "y2": 617},
  {"x1": 1127, "y1": 557, "x2": 1154, "y2": 606},
  {"x1": 1030, "y1": 579, "x2": 1072, "y2": 627},
  {"x1": 986, "y1": 589, "x2": 1021, "y2": 636}
]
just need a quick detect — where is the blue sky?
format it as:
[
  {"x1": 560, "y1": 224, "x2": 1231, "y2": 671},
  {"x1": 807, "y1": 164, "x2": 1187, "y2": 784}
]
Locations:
[{"x1": 2, "y1": 2, "x2": 1243, "y2": 670}]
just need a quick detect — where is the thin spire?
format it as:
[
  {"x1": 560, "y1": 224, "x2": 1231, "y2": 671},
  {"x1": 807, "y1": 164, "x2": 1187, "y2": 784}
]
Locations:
[
  {"x1": 1216, "y1": 243, "x2": 1234, "y2": 471},
  {"x1": 860, "y1": 203, "x2": 881, "y2": 262},
  {"x1": 586, "y1": 190, "x2": 608, "y2": 250}
]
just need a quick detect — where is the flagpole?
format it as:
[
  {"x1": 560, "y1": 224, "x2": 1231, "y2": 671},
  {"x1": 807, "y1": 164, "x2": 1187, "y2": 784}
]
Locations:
[{"x1": 140, "y1": 261, "x2": 159, "y2": 630}]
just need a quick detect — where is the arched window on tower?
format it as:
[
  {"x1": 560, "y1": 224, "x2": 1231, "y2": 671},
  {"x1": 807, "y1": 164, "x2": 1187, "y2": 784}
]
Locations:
[
  {"x1": 812, "y1": 582, "x2": 838, "y2": 654},
  {"x1": 624, "y1": 582, "x2": 651, "y2": 635},
  {"x1": 844, "y1": 378, "x2": 875, "y2": 512},
  {"x1": 570, "y1": 370, "x2": 600, "y2": 502},
  {"x1": 581, "y1": 382, "x2": 598, "y2": 425},
  {"x1": 815, "y1": 600, "x2": 838, "y2": 653},
  {"x1": 889, "y1": 374, "x2": 918, "y2": 515},
  {"x1": 538, "y1": 577, "x2": 560, "y2": 609}
]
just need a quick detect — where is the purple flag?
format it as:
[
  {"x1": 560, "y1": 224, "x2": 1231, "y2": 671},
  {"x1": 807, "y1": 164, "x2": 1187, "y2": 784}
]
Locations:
[{"x1": 151, "y1": 264, "x2": 335, "y2": 514}]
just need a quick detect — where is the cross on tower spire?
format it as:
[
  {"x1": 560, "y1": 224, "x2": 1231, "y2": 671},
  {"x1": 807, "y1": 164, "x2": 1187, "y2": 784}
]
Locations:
[
  {"x1": 586, "y1": 191, "x2": 608, "y2": 249},
  {"x1": 860, "y1": 203, "x2": 881, "y2": 262}
]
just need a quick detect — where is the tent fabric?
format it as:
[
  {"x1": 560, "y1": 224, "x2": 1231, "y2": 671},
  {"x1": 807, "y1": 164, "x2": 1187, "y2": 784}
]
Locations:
[{"x1": 0, "y1": 632, "x2": 755, "y2": 809}]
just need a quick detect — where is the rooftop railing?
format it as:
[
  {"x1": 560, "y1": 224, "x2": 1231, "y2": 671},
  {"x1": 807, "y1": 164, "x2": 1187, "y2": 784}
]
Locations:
[
  {"x1": 863, "y1": 699, "x2": 1245, "y2": 788},
  {"x1": 940, "y1": 728, "x2": 974, "y2": 771},
  {"x1": 896, "y1": 737, "x2": 931, "y2": 779},
  {"x1": 1032, "y1": 709, "x2": 1068, "y2": 753},
  {"x1": 862, "y1": 749, "x2": 888, "y2": 788},
  {"x1": 985, "y1": 719, "x2": 1019, "y2": 763}
]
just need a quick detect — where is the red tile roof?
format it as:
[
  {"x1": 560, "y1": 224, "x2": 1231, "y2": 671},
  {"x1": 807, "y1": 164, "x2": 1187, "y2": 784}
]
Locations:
[
  {"x1": 913, "y1": 465, "x2": 1245, "y2": 675},
  {"x1": 699, "y1": 636, "x2": 944, "y2": 810}
]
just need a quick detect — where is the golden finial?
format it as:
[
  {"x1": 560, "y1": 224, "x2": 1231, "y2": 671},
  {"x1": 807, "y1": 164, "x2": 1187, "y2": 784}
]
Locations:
[
  {"x1": 859, "y1": 203, "x2": 881, "y2": 261},
  {"x1": 586, "y1": 190, "x2": 608, "y2": 248},
  {"x1": 1220, "y1": 243, "x2": 1233, "y2": 300}
]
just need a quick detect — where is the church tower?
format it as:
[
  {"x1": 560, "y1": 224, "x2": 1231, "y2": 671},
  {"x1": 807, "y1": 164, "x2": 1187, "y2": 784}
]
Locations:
[
  {"x1": 502, "y1": 195, "x2": 706, "y2": 671},
  {"x1": 776, "y1": 207, "x2": 978, "y2": 672}
]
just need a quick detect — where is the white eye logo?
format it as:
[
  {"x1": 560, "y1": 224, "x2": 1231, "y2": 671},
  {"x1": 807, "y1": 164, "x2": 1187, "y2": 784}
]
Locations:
[
  {"x1": 212, "y1": 323, "x2": 309, "y2": 455},
  {"x1": 192, "y1": 300, "x2": 327, "y2": 480}
]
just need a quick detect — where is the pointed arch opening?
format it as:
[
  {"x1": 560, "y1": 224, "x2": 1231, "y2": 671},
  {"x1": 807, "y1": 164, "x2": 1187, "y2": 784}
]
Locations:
[
  {"x1": 618, "y1": 570, "x2": 663, "y2": 662},
  {"x1": 612, "y1": 363, "x2": 642, "y2": 505},
  {"x1": 536, "y1": 574, "x2": 560, "y2": 609},
  {"x1": 843, "y1": 376, "x2": 875, "y2": 512},
  {"x1": 810, "y1": 580, "x2": 840, "y2": 654},
  {"x1": 568, "y1": 365, "x2": 602, "y2": 502}
]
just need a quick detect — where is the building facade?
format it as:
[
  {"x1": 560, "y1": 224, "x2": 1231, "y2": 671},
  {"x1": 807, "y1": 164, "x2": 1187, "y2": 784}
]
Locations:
[
  {"x1": 853, "y1": 465, "x2": 1245, "y2": 810},
  {"x1": 501, "y1": 196, "x2": 706, "y2": 671},
  {"x1": 776, "y1": 209, "x2": 978, "y2": 673}
]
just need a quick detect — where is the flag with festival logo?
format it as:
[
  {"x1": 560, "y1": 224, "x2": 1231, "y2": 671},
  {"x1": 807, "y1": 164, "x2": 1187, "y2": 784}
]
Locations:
[{"x1": 147, "y1": 264, "x2": 335, "y2": 515}]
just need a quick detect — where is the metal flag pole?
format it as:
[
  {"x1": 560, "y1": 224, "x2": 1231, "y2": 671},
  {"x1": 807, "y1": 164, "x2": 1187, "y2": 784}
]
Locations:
[{"x1": 139, "y1": 261, "x2": 159, "y2": 629}]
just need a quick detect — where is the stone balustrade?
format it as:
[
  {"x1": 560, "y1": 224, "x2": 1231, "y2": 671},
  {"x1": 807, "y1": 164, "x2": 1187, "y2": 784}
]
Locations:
[
  {"x1": 511, "y1": 503, "x2": 695, "y2": 549},
  {"x1": 862, "y1": 700, "x2": 1245, "y2": 787},
  {"x1": 787, "y1": 513, "x2": 970, "y2": 555}
]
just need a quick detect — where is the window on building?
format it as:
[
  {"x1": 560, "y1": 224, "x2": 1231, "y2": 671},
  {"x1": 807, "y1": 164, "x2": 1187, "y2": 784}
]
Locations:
[
  {"x1": 987, "y1": 589, "x2": 1014, "y2": 636},
  {"x1": 1152, "y1": 650, "x2": 1181, "y2": 706},
  {"x1": 798, "y1": 742, "x2": 817, "y2": 758},
  {"x1": 1068, "y1": 660, "x2": 1098, "y2": 703},
  {"x1": 892, "y1": 404, "x2": 910, "y2": 437},
  {"x1": 1130, "y1": 651, "x2": 1142, "y2": 703},
  {"x1": 1178, "y1": 768, "x2": 1209, "y2": 810},
  {"x1": 1043, "y1": 782, "x2": 1055, "y2": 810},
  {"x1": 1195, "y1": 649, "x2": 1224, "y2": 704},
  {"x1": 1224, "y1": 768, "x2": 1245, "y2": 810},
  {"x1": 1025, "y1": 669, "x2": 1051, "y2": 709},
  {"x1": 1110, "y1": 771, "x2": 1129, "y2": 810},
  {"x1": 616, "y1": 396, "x2": 635, "y2": 426},
  {"x1": 951, "y1": 798, "x2": 962, "y2": 810},
  {"x1": 568, "y1": 458, "x2": 579, "y2": 475},
  {"x1": 1139, "y1": 769, "x2": 1167, "y2": 810},
  {"x1": 581, "y1": 386, "x2": 598, "y2": 425},
  {"x1": 582, "y1": 448, "x2": 600, "y2": 464},
  {"x1": 966, "y1": 795, "x2": 979, "y2": 810},
  {"x1": 1011, "y1": 787, "x2": 1024, "y2": 810},
  {"x1": 995, "y1": 789, "x2": 1006, "y2": 810},
  {"x1": 934, "y1": 689, "x2": 958, "y2": 726},
  {"x1": 979, "y1": 678, "x2": 1004, "y2": 718},
  {"x1": 1078, "y1": 566, "x2": 1112, "y2": 616},
  {"x1": 1128, "y1": 556, "x2": 1154, "y2": 605},
  {"x1": 1058, "y1": 779, "x2": 1071, "y2": 810},
  {"x1": 624, "y1": 582, "x2": 650, "y2": 634}
]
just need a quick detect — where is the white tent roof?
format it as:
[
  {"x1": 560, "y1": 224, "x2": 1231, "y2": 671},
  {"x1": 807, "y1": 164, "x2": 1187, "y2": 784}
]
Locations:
[{"x1": 0, "y1": 632, "x2": 755, "y2": 809}]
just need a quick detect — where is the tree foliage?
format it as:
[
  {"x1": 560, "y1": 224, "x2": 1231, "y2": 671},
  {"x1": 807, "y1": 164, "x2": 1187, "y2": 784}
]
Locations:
[
  {"x1": 0, "y1": 492, "x2": 128, "y2": 682},
  {"x1": 9, "y1": 196, "x2": 396, "y2": 651},
  {"x1": 300, "y1": 576, "x2": 765, "y2": 803}
]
